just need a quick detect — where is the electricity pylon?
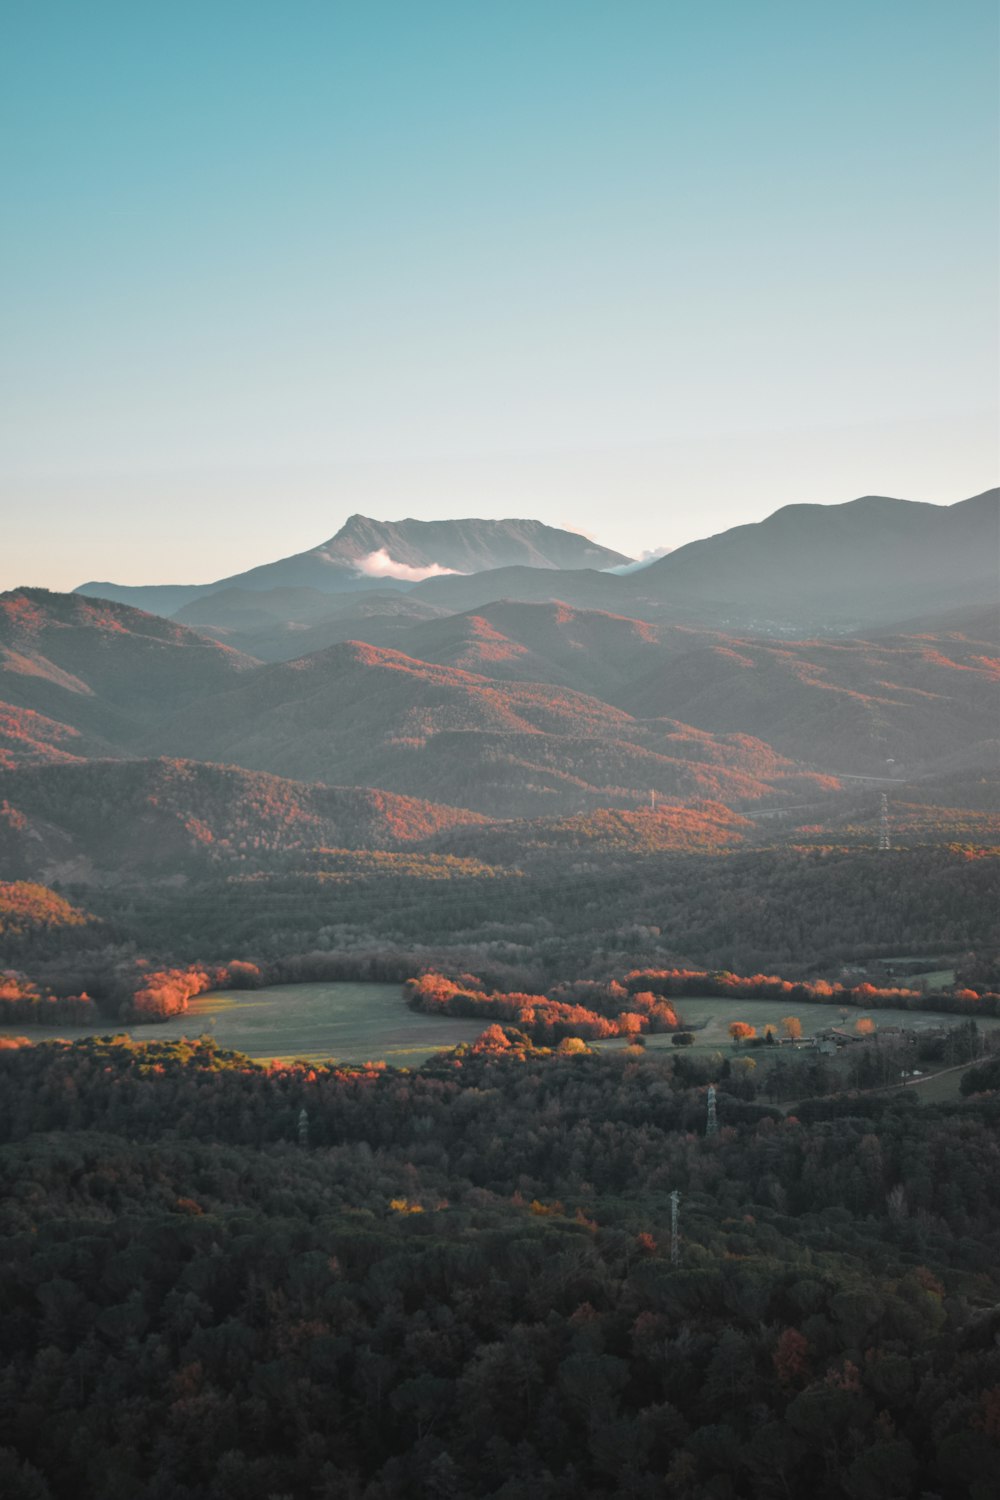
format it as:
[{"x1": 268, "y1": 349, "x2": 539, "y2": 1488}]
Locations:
[
  {"x1": 878, "y1": 792, "x2": 890, "y2": 851},
  {"x1": 669, "y1": 1190, "x2": 681, "y2": 1266}
]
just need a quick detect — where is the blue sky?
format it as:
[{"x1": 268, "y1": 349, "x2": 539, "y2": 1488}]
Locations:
[{"x1": 2, "y1": 0, "x2": 997, "y2": 588}]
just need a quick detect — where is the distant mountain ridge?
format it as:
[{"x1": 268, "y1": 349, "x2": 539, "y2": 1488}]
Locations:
[
  {"x1": 71, "y1": 490, "x2": 998, "y2": 634},
  {"x1": 408, "y1": 489, "x2": 999, "y2": 631},
  {"x1": 74, "y1": 515, "x2": 632, "y2": 616},
  {"x1": 633, "y1": 487, "x2": 1000, "y2": 625}
]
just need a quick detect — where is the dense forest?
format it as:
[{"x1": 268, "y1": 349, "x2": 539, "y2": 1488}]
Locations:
[
  {"x1": 3, "y1": 846, "x2": 996, "y2": 1028},
  {"x1": 0, "y1": 1035, "x2": 998, "y2": 1499}
]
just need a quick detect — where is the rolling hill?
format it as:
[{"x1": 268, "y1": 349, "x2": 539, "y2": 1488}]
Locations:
[
  {"x1": 408, "y1": 563, "x2": 643, "y2": 613},
  {"x1": 431, "y1": 802, "x2": 754, "y2": 862},
  {"x1": 171, "y1": 586, "x2": 450, "y2": 660},
  {"x1": 374, "y1": 600, "x2": 685, "y2": 697},
  {"x1": 620, "y1": 609, "x2": 1000, "y2": 775},
  {"x1": 148, "y1": 640, "x2": 839, "y2": 816},
  {"x1": 0, "y1": 589, "x2": 257, "y2": 763},
  {"x1": 0, "y1": 758, "x2": 488, "y2": 883},
  {"x1": 0, "y1": 702, "x2": 111, "y2": 768}
]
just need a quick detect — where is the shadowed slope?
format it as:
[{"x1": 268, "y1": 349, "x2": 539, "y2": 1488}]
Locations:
[
  {"x1": 0, "y1": 758, "x2": 488, "y2": 883},
  {"x1": 150, "y1": 640, "x2": 838, "y2": 815},
  {"x1": 172, "y1": 586, "x2": 450, "y2": 660},
  {"x1": 413, "y1": 491, "x2": 999, "y2": 633},
  {"x1": 0, "y1": 589, "x2": 257, "y2": 760},
  {"x1": 389, "y1": 600, "x2": 690, "y2": 697},
  {"x1": 621, "y1": 613, "x2": 1000, "y2": 774},
  {"x1": 634, "y1": 488, "x2": 999, "y2": 626}
]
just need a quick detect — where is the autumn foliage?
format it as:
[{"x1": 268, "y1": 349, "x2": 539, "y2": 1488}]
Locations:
[
  {"x1": 624, "y1": 966, "x2": 927, "y2": 1009},
  {"x1": 406, "y1": 972, "x2": 680, "y2": 1043}
]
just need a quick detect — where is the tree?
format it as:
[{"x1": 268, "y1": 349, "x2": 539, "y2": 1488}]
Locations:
[
  {"x1": 773, "y1": 1327, "x2": 809, "y2": 1386},
  {"x1": 781, "y1": 1016, "x2": 803, "y2": 1041},
  {"x1": 729, "y1": 1056, "x2": 758, "y2": 1098},
  {"x1": 671, "y1": 1032, "x2": 696, "y2": 1047},
  {"x1": 856, "y1": 1017, "x2": 876, "y2": 1036},
  {"x1": 728, "y1": 1022, "x2": 756, "y2": 1047}
]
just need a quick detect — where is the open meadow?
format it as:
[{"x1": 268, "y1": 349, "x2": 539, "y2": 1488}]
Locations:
[
  {"x1": 0, "y1": 982, "x2": 486, "y2": 1066},
  {"x1": 4, "y1": 982, "x2": 996, "y2": 1079},
  {"x1": 634, "y1": 994, "x2": 989, "y2": 1050}
]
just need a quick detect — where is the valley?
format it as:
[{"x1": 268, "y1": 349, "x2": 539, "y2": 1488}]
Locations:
[
  {"x1": 6, "y1": 9, "x2": 998, "y2": 1491},
  {"x1": 3, "y1": 979, "x2": 995, "y2": 1093},
  {"x1": 1, "y1": 495, "x2": 996, "y2": 1029},
  {"x1": 2, "y1": 496, "x2": 998, "y2": 1500}
]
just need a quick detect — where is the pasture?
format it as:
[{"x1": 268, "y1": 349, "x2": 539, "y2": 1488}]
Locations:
[
  {"x1": 0, "y1": 982, "x2": 486, "y2": 1066},
  {"x1": 631, "y1": 995, "x2": 962, "y2": 1053},
  {"x1": 2, "y1": 982, "x2": 996, "y2": 1076}
]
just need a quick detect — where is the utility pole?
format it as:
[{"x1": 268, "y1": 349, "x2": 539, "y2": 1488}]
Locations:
[
  {"x1": 878, "y1": 793, "x2": 890, "y2": 852},
  {"x1": 650, "y1": 789, "x2": 657, "y2": 812},
  {"x1": 669, "y1": 1190, "x2": 681, "y2": 1266},
  {"x1": 298, "y1": 1107, "x2": 309, "y2": 1148},
  {"x1": 706, "y1": 1083, "x2": 718, "y2": 1137}
]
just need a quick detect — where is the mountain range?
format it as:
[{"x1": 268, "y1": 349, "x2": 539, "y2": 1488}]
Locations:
[
  {"x1": 75, "y1": 514, "x2": 632, "y2": 616},
  {"x1": 0, "y1": 487, "x2": 994, "y2": 877},
  {"x1": 635, "y1": 487, "x2": 999, "y2": 621},
  {"x1": 76, "y1": 489, "x2": 999, "y2": 644},
  {"x1": 405, "y1": 488, "x2": 999, "y2": 631}
]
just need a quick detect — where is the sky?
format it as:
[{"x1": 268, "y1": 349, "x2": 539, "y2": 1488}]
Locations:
[{"x1": 1, "y1": 0, "x2": 997, "y2": 591}]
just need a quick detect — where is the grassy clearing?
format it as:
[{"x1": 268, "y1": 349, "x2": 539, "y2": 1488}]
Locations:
[
  {"x1": 618, "y1": 998, "x2": 1000, "y2": 1104},
  {"x1": 0, "y1": 983, "x2": 486, "y2": 1066},
  {"x1": 184, "y1": 983, "x2": 490, "y2": 1064},
  {"x1": 900, "y1": 1064, "x2": 980, "y2": 1104},
  {"x1": 918, "y1": 969, "x2": 957, "y2": 991},
  {"x1": 633, "y1": 996, "x2": 938, "y2": 1054},
  {"x1": 3, "y1": 983, "x2": 996, "y2": 1074}
]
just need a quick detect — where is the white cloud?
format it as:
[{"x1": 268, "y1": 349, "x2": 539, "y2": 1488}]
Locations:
[
  {"x1": 602, "y1": 547, "x2": 672, "y2": 575},
  {"x1": 351, "y1": 548, "x2": 464, "y2": 582}
]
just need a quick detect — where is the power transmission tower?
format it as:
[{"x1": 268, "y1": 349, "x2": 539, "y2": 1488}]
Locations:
[
  {"x1": 878, "y1": 792, "x2": 890, "y2": 851},
  {"x1": 669, "y1": 1189, "x2": 681, "y2": 1266},
  {"x1": 298, "y1": 1107, "x2": 309, "y2": 1148},
  {"x1": 706, "y1": 1083, "x2": 718, "y2": 1136}
]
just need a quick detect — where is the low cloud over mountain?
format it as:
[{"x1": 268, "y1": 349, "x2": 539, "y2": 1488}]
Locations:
[{"x1": 75, "y1": 515, "x2": 633, "y2": 616}]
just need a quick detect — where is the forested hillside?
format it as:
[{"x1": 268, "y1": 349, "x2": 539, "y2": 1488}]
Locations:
[
  {"x1": 0, "y1": 1036, "x2": 998, "y2": 1499},
  {"x1": 0, "y1": 759, "x2": 486, "y2": 882}
]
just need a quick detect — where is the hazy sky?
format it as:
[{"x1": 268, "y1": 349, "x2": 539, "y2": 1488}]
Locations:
[{"x1": 2, "y1": 0, "x2": 997, "y2": 590}]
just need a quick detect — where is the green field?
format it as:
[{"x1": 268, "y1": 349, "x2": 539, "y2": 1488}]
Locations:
[
  {"x1": 0, "y1": 982, "x2": 487, "y2": 1066},
  {"x1": 629, "y1": 995, "x2": 956, "y2": 1053},
  {"x1": 601, "y1": 996, "x2": 1000, "y2": 1101},
  {"x1": 2, "y1": 983, "x2": 996, "y2": 1074},
  {"x1": 917, "y1": 969, "x2": 957, "y2": 992}
]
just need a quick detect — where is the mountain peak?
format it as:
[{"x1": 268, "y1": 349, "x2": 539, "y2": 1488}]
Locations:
[
  {"x1": 634, "y1": 487, "x2": 999, "y2": 626},
  {"x1": 75, "y1": 516, "x2": 632, "y2": 617}
]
